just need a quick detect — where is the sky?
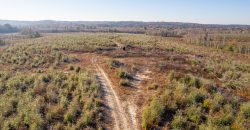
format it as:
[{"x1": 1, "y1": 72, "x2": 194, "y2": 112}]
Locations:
[{"x1": 0, "y1": 0, "x2": 249, "y2": 24}]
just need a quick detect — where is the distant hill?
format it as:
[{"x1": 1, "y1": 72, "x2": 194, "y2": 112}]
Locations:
[
  {"x1": 0, "y1": 20, "x2": 250, "y2": 35},
  {"x1": 0, "y1": 20, "x2": 250, "y2": 28}
]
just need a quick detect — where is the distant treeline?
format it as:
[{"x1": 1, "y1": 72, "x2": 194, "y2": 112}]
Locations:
[
  {"x1": 1, "y1": 21, "x2": 250, "y2": 39},
  {"x1": 38, "y1": 25, "x2": 186, "y2": 37},
  {"x1": 0, "y1": 24, "x2": 19, "y2": 33},
  {"x1": 1, "y1": 20, "x2": 250, "y2": 28}
]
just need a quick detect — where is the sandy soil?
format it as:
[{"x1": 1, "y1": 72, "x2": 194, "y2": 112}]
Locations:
[{"x1": 92, "y1": 57, "x2": 139, "y2": 130}]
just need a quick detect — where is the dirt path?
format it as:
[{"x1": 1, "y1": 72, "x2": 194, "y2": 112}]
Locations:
[{"x1": 92, "y1": 58, "x2": 138, "y2": 130}]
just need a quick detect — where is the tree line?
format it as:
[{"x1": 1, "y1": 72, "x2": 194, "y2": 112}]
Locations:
[{"x1": 0, "y1": 24, "x2": 19, "y2": 33}]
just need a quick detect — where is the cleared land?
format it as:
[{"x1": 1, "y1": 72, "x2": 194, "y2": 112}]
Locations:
[{"x1": 0, "y1": 32, "x2": 249, "y2": 130}]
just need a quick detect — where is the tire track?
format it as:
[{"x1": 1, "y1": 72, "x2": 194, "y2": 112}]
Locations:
[{"x1": 92, "y1": 58, "x2": 137, "y2": 130}]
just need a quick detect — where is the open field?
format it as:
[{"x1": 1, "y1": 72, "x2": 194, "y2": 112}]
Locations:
[{"x1": 0, "y1": 32, "x2": 249, "y2": 130}]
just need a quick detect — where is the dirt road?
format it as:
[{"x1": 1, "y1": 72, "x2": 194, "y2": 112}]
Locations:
[{"x1": 92, "y1": 58, "x2": 138, "y2": 130}]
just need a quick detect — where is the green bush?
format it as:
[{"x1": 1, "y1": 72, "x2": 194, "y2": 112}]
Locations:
[
  {"x1": 64, "y1": 112, "x2": 75, "y2": 123},
  {"x1": 210, "y1": 93, "x2": 225, "y2": 112},
  {"x1": 189, "y1": 78, "x2": 203, "y2": 88},
  {"x1": 82, "y1": 111, "x2": 94, "y2": 126},
  {"x1": 171, "y1": 113, "x2": 187, "y2": 129},
  {"x1": 203, "y1": 99, "x2": 211, "y2": 110},
  {"x1": 6, "y1": 76, "x2": 25, "y2": 90},
  {"x1": 2, "y1": 99, "x2": 18, "y2": 117},
  {"x1": 186, "y1": 106, "x2": 202, "y2": 124},
  {"x1": 46, "y1": 105, "x2": 64, "y2": 122},
  {"x1": 141, "y1": 98, "x2": 165, "y2": 129},
  {"x1": 142, "y1": 107, "x2": 151, "y2": 129},
  {"x1": 213, "y1": 114, "x2": 234, "y2": 126},
  {"x1": 225, "y1": 44, "x2": 236, "y2": 52},
  {"x1": 180, "y1": 75, "x2": 192, "y2": 85},
  {"x1": 240, "y1": 102, "x2": 250, "y2": 118},
  {"x1": 187, "y1": 91, "x2": 206, "y2": 104},
  {"x1": 64, "y1": 99, "x2": 81, "y2": 123},
  {"x1": 116, "y1": 69, "x2": 131, "y2": 79}
]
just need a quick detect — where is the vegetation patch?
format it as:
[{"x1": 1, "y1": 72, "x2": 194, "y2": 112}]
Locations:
[
  {"x1": 142, "y1": 98, "x2": 165, "y2": 129},
  {"x1": 141, "y1": 71, "x2": 250, "y2": 130},
  {"x1": 0, "y1": 71, "x2": 102, "y2": 130}
]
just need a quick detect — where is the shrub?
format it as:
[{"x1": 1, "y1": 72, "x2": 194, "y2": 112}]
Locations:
[
  {"x1": 224, "y1": 81, "x2": 243, "y2": 90},
  {"x1": 46, "y1": 105, "x2": 64, "y2": 123},
  {"x1": 64, "y1": 99, "x2": 81, "y2": 123},
  {"x1": 230, "y1": 97, "x2": 240, "y2": 110},
  {"x1": 2, "y1": 99, "x2": 18, "y2": 117},
  {"x1": 6, "y1": 77, "x2": 23, "y2": 90},
  {"x1": 186, "y1": 106, "x2": 202, "y2": 124},
  {"x1": 82, "y1": 111, "x2": 94, "y2": 126},
  {"x1": 203, "y1": 99, "x2": 212, "y2": 110},
  {"x1": 148, "y1": 83, "x2": 158, "y2": 90},
  {"x1": 211, "y1": 93, "x2": 225, "y2": 112},
  {"x1": 168, "y1": 71, "x2": 176, "y2": 81},
  {"x1": 142, "y1": 106, "x2": 151, "y2": 129},
  {"x1": 191, "y1": 59, "x2": 201, "y2": 66},
  {"x1": 171, "y1": 82, "x2": 188, "y2": 108},
  {"x1": 41, "y1": 75, "x2": 51, "y2": 83},
  {"x1": 116, "y1": 69, "x2": 131, "y2": 79},
  {"x1": 213, "y1": 114, "x2": 234, "y2": 126},
  {"x1": 240, "y1": 102, "x2": 250, "y2": 118},
  {"x1": 222, "y1": 70, "x2": 241, "y2": 81},
  {"x1": 46, "y1": 89, "x2": 59, "y2": 103},
  {"x1": 33, "y1": 81, "x2": 46, "y2": 96},
  {"x1": 83, "y1": 99, "x2": 93, "y2": 110},
  {"x1": 189, "y1": 78, "x2": 203, "y2": 88},
  {"x1": 180, "y1": 75, "x2": 191, "y2": 85},
  {"x1": 75, "y1": 111, "x2": 94, "y2": 129},
  {"x1": 141, "y1": 98, "x2": 165, "y2": 129},
  {"x1": 64, "y1": 112, "x2": 75, "y2": 124},
  {"x1": 29, "y1": 120, "x2": 44, "y2": 130},
  {"x1": 75, "y1": 67, "x2": 81, "y2": 73},
  {"x1": 225, "y1": 44, "x2": 236, "y2": 52},
  {"x1": 21, "y1": 109, "x2": 44, "y2": 130},
  {"x1": 119, "y1": 80, "x2": 130, "y2": 87},
  {"x1": 54, "y1": 123, "x2": 65, "y2": 130},
  {"x1": 171, "y1": 113, "x2": 187, "y2": 129},
  {"x1": 69, "y1": 66, "x2": 74, "y2": 71},
  {"x1": 195, "y1": 93, "x2": 206, "y2": 103},
  {"x1": 108, "y1": 59, "x2": 123, "y2": 68},
  {"x1": 204, "y1": 83, "x2": 218, "y2": 93},
  {"x1": 187, "y1": 91, "x2": 206, "y2": 104}
]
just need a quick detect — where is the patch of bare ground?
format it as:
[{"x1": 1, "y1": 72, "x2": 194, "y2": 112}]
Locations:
[{"x1": 92, "y1": 56, "x2": 139, "y2": 130}]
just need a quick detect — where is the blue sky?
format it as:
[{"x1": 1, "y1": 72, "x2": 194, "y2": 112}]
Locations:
[{"x1": 0, "y1": 0, "x2": 249, "y2": 24}]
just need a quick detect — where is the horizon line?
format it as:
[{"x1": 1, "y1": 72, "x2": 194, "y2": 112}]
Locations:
[{"x1": 0, "y1": 19, "x2": 249, "y2": 26}]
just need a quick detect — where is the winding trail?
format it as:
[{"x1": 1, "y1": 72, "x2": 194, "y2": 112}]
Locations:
[{"x1": 92, "y1": 57, "x2": 138, "y2": 130}]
